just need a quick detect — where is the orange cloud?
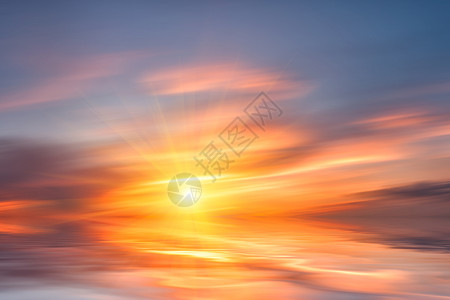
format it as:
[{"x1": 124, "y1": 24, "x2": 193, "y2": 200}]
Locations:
[
  {"x1": 356, "y1": 111, "x2": 431, "y2": 129},
  {"x1": 140, "y1": 62, "x2": 314, "y2": 100}
]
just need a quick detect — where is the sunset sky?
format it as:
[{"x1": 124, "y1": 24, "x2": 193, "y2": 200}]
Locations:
[{"x1": 0, "y1": 1, "x2": 449, "y2": 299}]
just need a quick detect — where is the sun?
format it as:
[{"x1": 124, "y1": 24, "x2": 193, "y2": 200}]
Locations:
[{"x1": 167, "y1": 172, "x2": 202, "y2": 207}]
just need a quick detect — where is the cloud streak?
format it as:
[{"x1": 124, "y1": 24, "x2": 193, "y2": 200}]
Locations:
[
  {"x1": 140, "y1": 62, "x2": 314, "y2": 100},
  {"x1": 0, "y1": 52, "x2": 146, "y2": 111}
]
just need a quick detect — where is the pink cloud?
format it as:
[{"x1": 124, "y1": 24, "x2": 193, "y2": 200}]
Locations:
[
  {"x1": 140, "y1": 62, "x2": 314, "y2": 100},
  {"x1": 0, "y1": 52, "x2": 146, "y2": 111}
]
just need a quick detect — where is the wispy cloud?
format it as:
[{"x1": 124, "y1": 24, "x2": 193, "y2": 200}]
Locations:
[
  {"x1": 0, "y1": 52, "x2": 146, "y2": 111},
  {"x1": 140, "y1": 62, "x2": 314, "y2": 100}
]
